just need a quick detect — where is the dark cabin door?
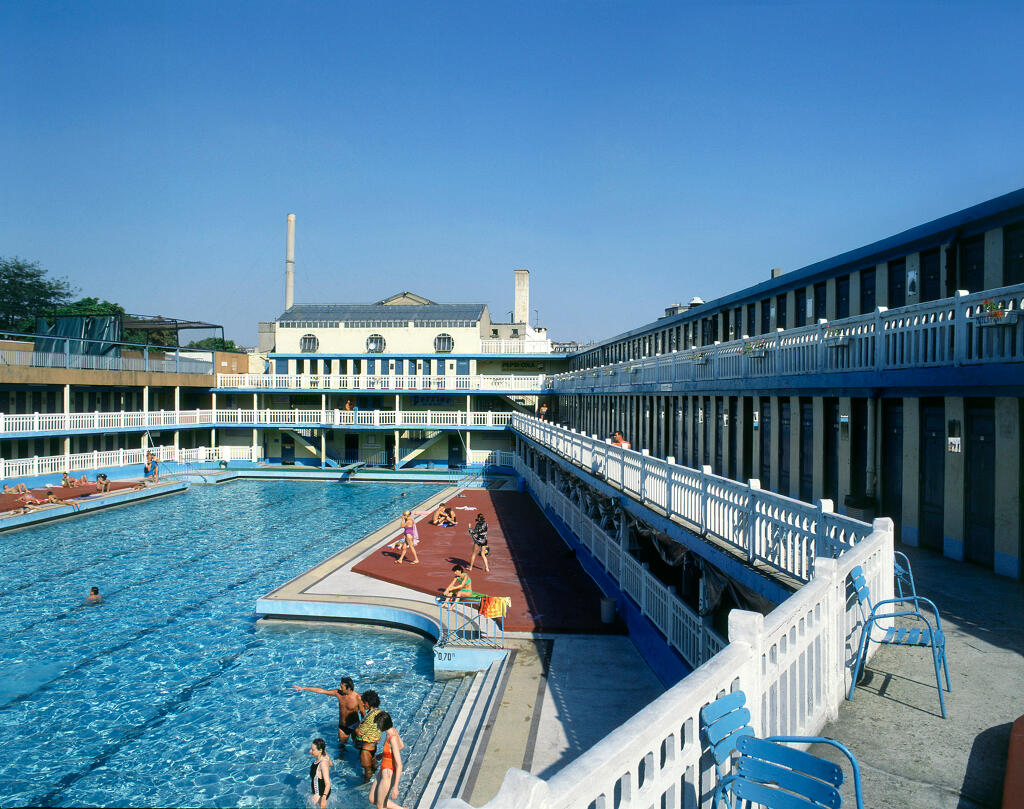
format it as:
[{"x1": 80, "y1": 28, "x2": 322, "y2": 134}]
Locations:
[
  {"x1": 964, "y1": 402, "x2": 995, "y2": 566},
  {"x1": 823, "y1": 398, "x2": 840, "y2": 506},
  {"x1": 728, "y1": 396, "x2": 738, "y2": 480},
  {"x1": 759, "y1": 398, "x2": 772, "y2": 488},
  {"x1": 281, "y1": 434, "x2": 295, "y2": 465},
  {"x1": 799, "y1": 398, "x2": 814, "y2": 502},
  {"x1": 742, "y1": 397, "x2": 753, "y2": 482},
  {"x1": 881, "y1": 400, "x2": 903, "y2": 534},
  {"x1": 920, "y1": 249, "x2": 941, "y2": 302},
  {"x1": 919, "y1": 401, "x2": 945, "y2": 550},
  {"x1": 344, "y1": 433, "x2": 359, "y2": 462},
  {"x1": 714, "y1": 397, "x2": 723, "y2": 474},
  {"x1": 888, "y1": 260, "x2": 907, "y2": 309},
  {"x1": 778, "y1": 399, "x2": 791, "y2": 497}
]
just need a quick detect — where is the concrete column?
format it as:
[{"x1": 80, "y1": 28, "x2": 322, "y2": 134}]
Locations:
[
  {"x1": 734, "y1": 396, "x2": 745, "y2": 482},
  {"x1": 939, "y1": 243, "x2": 950, "y2": 296},
  {"x1": 875, "y1": 262, "x2": 889, "y2": 308},
  {"x1": 320, "y1": 431, "x2": 326, "y2": 468},
  {"x1": 838, "y1": 397, "x2": 852, "y2": 514},
  {"x1": 943, "y1": 397, "x2": 966, "y2": 561},
  {"x1": 789, "y1": 395, "x2": 801, "y2": 498},
  {"x1": 906, "y1": 252, "x2": 921, "y2": 306},
  {"x1": 994, "y1": 398, "x2": 1021, "y2": 578},
  {"x1": 676, "y1": 396, "x2": 684, "y2": 465},
  {"x1": 785, "y1": 290, "x2": 796, "y2": 329},
  {"x1": 901, "y1": 398, "x2": 921, "y2": 546},
  {"x1": 826, "y1": 279, "x2": 837, "y2": 322},
  {"x1": 769, "y1": 396, "x2": 780, "y2": 492},
  {"x1": 394, "y1": 430, "x2": 400, "y2": 470},
  {"x1": 985, "y1": 228, "x2": 1004, "y2": 290},
  {"x1": 812, "y1": 397, "x2": 825, "y2": 502},
  {"x1": 143, "y1": 386, "x2": 149, "y2": 412}
]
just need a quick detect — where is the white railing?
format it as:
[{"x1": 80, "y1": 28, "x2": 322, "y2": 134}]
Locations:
[
  {"x1": 512, "y1": 415, "x2": 872, "y2": 583},
  {"x1": 478, "y1": 339, "x2": 553, "y2": 354},
  {"x1": 440, "y1": 503, "x2": 894, "y2": 809},
  {"x1": 517, "y1": 457, "x2": 725, "y2": 667},
  {"x1": 215, "y1": 373, "x2": 547, "y2": 391},
  {"x1": 0, "y1": 346, "x2": 213, "y2": 375},
  {"x1": 553, "y1": 283, "x2": 1024, "y2": 391},
  {"x1": 0, "y1": 444, "x2": 264, "y2": 481},
  {"x1": 466, "y1": 449, "x2": 516, "y2": 467},
  {"x1": 0, "y1": 409, "x2": 515, "y2": 435}
]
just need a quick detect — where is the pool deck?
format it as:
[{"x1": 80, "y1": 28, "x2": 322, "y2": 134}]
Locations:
[
  {"x1": 0, "y1": 480, "x2": 188, "y2": 532},
  {"x1": 254, "y1": 483, "x2": 665, "y2": 806},
  {"x1": 815, "y1": 544, "x2": 1024, "y2": 809}
]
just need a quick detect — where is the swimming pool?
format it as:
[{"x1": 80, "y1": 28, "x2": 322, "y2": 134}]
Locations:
[{"x1": 0, "y1": 479, "x2": 445, "y2": 808}]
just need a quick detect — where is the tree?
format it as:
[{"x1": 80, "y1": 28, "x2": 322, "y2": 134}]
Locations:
[
  {"x1": 187, "y1": 336, "x2": 241, "y2": 352},
  {"x1": 0, "y1": 257, "x2": 76, "y2": 332}
]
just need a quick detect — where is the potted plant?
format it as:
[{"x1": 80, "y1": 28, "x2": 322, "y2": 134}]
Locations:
[
  {"x1": 692, "y1": 351, "x2": 710, "y2": 365},
  {"x1": 973, "y1": 299, "x2": 1017, "y2": 326},
  {"x1": 743, "y1": 338, "x2": 768, "y2": 358},
  {"x1": 822, "y1": 325, "x2": 849, "y2": 346}
]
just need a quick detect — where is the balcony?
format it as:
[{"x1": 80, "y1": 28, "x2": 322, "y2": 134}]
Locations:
[
  {"x1": 215, "y1": 373, "x2": 547, "y2": 393},
  {"x1": 554, "y1": 284, "x2": 1024, "y2": 392}
]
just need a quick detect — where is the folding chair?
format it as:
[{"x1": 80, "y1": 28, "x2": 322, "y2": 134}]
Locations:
[
  {"x1": 701, "y1": 690, "x2": 864, "y2": 809},
  {"x1": 847, "y1": 565, "x2": 951, "y2": 718}
]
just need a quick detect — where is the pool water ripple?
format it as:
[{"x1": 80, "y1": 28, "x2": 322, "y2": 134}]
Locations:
[{"x1": 0, "y1": 480, "x2": 443, "y2": 808}]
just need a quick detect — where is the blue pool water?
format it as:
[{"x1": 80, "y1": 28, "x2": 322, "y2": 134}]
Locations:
[{"x1": 0, "y1": 480, "x2": 444, "y2": 808}]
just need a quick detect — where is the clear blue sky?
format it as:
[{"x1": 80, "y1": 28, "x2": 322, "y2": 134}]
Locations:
[{"x1": 3, "y1": 1, "x2": 1022, "y2": 346}]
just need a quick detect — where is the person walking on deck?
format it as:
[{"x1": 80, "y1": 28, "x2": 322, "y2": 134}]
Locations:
[
  {"x1": 294, "y1": 676, "x2": 363, "y2": 751},
  {"x1": 395, "y1": 511, "x2": 419, "y2": 565},
  {"x1": 468, "y1": 514, "x2": 490, "y2": 573}
]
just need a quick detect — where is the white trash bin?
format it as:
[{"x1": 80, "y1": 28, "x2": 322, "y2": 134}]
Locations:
[{"x1": 600, "y1": 597, "x2": 617, "y2": 624}]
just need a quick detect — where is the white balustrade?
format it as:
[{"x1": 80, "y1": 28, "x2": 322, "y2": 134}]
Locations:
[
  {"x1": 551, "y1": 283, "x2": 1024, "y2": 392},
  {"x1": 0, "y1": 445, "x2": 265, "y2": 481},
  {"x1": 215, "y1": 373, "x2": 547, "y2": 392},
  {"x1": 0, "y1": 409, "x2": 516, "y2": 435},
  {"x1": 513, "y1": 415, "x2": 871, "y2": 583},
  {"x1": 456, "y1": 452, "x2": 894, "y2": 809}
]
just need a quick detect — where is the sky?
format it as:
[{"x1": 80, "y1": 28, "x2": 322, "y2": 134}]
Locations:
[{"x1": 3, "y1": 1, "x2": 1023, "y2": 347}]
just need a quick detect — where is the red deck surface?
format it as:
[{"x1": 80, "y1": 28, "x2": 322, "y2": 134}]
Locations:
[
  {"x1": 351, "y1": 489, "x2": 622, "y2": 634},
  {"x1": 1, "y1": 481, "x2": 140, "y2": 512}
]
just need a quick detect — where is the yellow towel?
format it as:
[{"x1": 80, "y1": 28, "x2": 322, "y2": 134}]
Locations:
[{"x1": 478, "y1": 596, "x2": 511, "y2": 618}]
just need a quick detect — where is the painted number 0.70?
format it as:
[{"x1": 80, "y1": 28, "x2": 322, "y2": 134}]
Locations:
[{"x1": 435, "y1": 651, "x2": 453, "y2": 661}]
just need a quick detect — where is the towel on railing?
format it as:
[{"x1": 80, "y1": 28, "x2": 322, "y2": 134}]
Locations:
[{"x1": 477, "y1": 596, "x2": 511, "y2": 618}]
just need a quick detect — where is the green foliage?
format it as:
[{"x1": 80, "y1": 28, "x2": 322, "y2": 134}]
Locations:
[
  {"x1": 0, "y1": 257, "x2": 76, "y2": 332},
  {"x1": 187, "y1": 336, "x2": 241, "y2": 352},
  {"x1": 54, "y1": 296, "x2": 126, "y2": 318}
]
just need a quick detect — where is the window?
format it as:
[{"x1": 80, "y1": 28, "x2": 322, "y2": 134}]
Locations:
[
  {"x1": 434, "y1": 333, "x2": 455, "y2": 353},
  {"x1": 366, "y1": 334, "x2": 386, "y2": 353},
  {"x1": 299, "y1": 333, "x2": 319, "y2": 353}
]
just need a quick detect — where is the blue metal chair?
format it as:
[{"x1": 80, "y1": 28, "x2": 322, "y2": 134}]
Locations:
[
  {"x1": 701, "y1": 690, "x2": 864, "y2": 809},
  {"x1": 847, "y1": 565, "x2": 951, "y2": 718},
  {"x1": 892, "y1": 551, "x2": 919, "y2": 616}
]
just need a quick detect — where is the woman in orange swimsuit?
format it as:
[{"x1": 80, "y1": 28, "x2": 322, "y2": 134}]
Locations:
[{"x1": 368, "y1": 711, "x2": 405, "y2": 809}]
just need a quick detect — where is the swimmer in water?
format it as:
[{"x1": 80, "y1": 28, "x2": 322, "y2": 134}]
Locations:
[
  {"x1": 87, "y1": 586, "x2": 101, "y2": 603},
  {"x1": 308, "y1": 737, "x2": 332, "y2": 809}
]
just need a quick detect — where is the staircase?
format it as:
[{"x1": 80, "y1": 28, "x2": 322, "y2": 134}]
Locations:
[
  {"x1": 397, "y1": 430, "x2": 444, "y2": 468},
  {"x1": 499, "y1": 394, "x2": 537, "y2": 415},
  {"x1": 282, "y1": 429, "x2": 341, "y2": 467}
]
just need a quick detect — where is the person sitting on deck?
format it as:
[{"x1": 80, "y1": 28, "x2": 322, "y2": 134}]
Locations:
[
  {"x1": 61, "y1": 472, "x2": 87, "y2": 487},
  {"x1": 95, "y1": 474, "x2": 111, "y2": 493},
  {"x1": 430, "y1": 503, "x2": 457, "y2": 527},
  {"x1": 441, "y1": 564, "x2": 474, "y2": 601},
  {"x1": 2, "y1": 483, "x2": 29, "y2": 494},
  {"x1": 144, "y1": 453, "x2": 160, "y2": 482}
]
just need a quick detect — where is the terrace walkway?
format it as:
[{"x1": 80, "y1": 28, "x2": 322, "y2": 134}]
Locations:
[{"x1": 815, "y1": 544, "x2": 1024, "y2": 809}]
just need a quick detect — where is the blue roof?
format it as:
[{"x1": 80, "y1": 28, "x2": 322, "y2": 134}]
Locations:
[{"x1": 278, "y1": 303, "x2": 487, "y2": 323}]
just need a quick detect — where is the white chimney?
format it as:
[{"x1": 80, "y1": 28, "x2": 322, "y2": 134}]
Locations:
[
  {"x1": 285, "y1": 214, "x2": 296, "y2": 310},
  {"x1": 514, "y1": 268, "x2": 529, "y2": 324}
]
